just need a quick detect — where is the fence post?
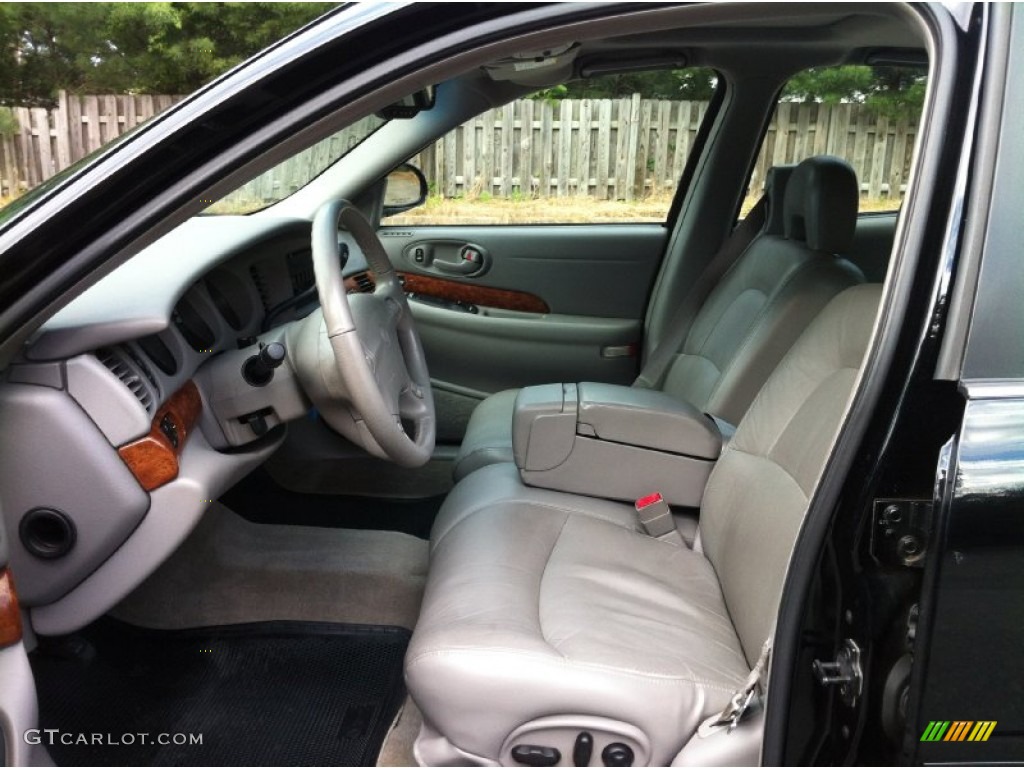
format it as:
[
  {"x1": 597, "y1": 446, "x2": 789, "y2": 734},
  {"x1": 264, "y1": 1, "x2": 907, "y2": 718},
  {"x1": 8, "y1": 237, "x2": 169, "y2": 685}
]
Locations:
[
  {"x1": 520, "y1": 99, "x2": 534, "y2": 195},
  {"x1": 868, "y1": 115, "x2": 888, "y2": 198},
  {"x1": 55, "y1": 91, "x2": 71, "y2": 172},
  {"x1": 500, "y1": 101, "x2": 515, "y2": 196},
  {"x1": 1, "y1": 135, "x2": 18, "y2": 196},
  {"x1": 624, "y1": 94, "x2": 641, "y2": 201},
  {"x1": 596, "y1": 99, "x2": 611, "y2": 200},
  {"x1": 889, "y1": 116, "x2": 909, "y2": 200}
]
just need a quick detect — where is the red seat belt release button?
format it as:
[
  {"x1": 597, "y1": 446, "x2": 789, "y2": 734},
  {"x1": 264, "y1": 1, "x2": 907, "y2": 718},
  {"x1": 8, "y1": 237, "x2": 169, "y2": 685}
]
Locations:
[{"x1": 635, "y1": 492, "x2": 677, "y2": 539}]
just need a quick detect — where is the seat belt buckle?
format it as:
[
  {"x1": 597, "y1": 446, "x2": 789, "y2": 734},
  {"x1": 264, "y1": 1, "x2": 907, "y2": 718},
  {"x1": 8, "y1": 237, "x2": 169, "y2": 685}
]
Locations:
[{"x1": 635, "y1": 492, "x2": 681, "y2": 542}]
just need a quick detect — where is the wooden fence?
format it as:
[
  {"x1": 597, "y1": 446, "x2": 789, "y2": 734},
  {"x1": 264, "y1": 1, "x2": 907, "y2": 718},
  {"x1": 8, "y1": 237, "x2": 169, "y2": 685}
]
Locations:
[
  {"x1": 1, "y1": 92, "x2": 917, "y2": 203},
  {"x1": 407, "y1": 97, "x2": 918, "y2": 201},
  {"x1": 0, "y1": 91, "x2": 185, "y2": 195}
]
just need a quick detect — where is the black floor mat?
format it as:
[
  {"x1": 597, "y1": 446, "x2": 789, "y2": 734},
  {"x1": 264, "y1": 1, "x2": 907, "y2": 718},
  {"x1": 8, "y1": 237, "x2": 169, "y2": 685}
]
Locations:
[
  {"x1": 221, "y1": 468, "x2": 443, "y2": 539},
  {"x1": 31, "y1": 619, "x2": 410, "y2": 767}
]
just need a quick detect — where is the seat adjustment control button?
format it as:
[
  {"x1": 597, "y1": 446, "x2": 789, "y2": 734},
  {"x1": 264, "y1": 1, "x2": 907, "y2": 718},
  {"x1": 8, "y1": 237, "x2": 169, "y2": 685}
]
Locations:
[
  {"x1": 573, "y1": 731, "x2": 594, "y2": 766},
  {"x1": 602, "y1": 742, "x2": 634, "y2": 767},
  {"x1": 511, "y1": 744, "x2": 561, "y2": 766}
]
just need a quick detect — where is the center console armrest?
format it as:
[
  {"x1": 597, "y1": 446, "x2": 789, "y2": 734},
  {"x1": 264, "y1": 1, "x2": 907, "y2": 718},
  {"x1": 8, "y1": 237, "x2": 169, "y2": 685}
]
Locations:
[{"x1": 512, "y1": 383, "x2": 722, "y2": 506}]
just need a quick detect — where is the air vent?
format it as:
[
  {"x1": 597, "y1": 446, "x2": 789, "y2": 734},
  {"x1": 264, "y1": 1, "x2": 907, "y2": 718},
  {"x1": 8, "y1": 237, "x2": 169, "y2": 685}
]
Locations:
[
  {"x1": 249, "y1": 265, "x2": 272, "y2": 311},
  {"x1": 125, "y1": 345, "x2": 159, "y2": 391},
  {"x1": 351, "y1": 272, "x2": 375, "y2": 294},
  {"x1": 204, "y1": 278, "x2": 241, "y2": 329},
  {"x1": 137, "y1": 335, "x2": 178, "y2": 376},
  {"x1": 97, "y1": 347, "x2": 156, "y2": 414},
  {"x1": 172, "y1": 298, "x2": 216, "y2": 352},
  {"x1": 287, "y1": 250, "x2": 315, "y2": 295}
]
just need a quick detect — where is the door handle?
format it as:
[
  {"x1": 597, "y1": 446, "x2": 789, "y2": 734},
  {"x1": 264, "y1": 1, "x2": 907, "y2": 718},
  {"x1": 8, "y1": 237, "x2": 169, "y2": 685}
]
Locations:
[
  {"x1": 404, "y1": 241, "x2": 488, "y2": 277},
  {"x1": 435, "y1": 249, "x2": 481, "y2": 274}
]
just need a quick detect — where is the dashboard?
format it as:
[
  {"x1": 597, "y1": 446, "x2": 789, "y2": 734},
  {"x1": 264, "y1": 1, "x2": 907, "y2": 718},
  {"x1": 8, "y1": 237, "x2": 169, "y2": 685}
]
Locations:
[{"x1": 0, "y1": 214, "x2": 368, "y2": 636}]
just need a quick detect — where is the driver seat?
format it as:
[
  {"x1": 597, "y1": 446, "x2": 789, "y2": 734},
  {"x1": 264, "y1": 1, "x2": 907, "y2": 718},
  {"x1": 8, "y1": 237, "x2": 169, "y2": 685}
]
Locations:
[{"x1": 405, "y1": 283, "x2": 882, "y2": 766}]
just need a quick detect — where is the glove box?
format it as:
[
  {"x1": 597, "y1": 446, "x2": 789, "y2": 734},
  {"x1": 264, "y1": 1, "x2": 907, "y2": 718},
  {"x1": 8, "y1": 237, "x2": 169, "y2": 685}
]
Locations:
[{"x1": 512, "y1": 382, "x2": 722, "y2": 506}]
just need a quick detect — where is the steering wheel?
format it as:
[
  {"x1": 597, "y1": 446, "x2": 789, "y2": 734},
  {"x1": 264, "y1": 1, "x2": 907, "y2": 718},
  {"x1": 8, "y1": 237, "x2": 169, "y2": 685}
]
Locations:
[{"x1": 290, "y1": 199, "x2": 435, "y2": 467}]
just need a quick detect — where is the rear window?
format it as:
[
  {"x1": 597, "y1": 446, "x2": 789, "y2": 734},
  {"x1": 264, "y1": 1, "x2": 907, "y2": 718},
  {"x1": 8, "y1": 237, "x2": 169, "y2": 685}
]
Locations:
[{"x1": 744, "y1": 64, "x2": 927, "y2": 216}]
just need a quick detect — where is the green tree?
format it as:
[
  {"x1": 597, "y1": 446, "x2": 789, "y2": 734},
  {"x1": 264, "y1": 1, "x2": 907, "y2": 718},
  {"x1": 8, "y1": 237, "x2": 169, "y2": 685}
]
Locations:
[
  {"x1": 0, "y1": 2, "x2": 335, "y2": 105},
  {"x1": 782, "y1": 65, "x2": 926, "y2": 118},
  {"x1": 545, "y1": 68, "x2": 718, "y2": 101},
  {"x1": 534, "y1": 64, "x2": 924, "y2": 120}
]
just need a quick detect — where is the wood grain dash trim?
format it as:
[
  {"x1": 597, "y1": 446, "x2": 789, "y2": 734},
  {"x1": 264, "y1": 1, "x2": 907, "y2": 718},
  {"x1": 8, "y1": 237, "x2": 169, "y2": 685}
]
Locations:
[
  {"x1": 0, "y1": 568, "x2": 21, "y2": 648},
  {"x1": 346, "y1": 270, "x2": 549, "y2": 314},
  {"x1": 118, "y1": 380, "x2": 202, "y2": 492}
]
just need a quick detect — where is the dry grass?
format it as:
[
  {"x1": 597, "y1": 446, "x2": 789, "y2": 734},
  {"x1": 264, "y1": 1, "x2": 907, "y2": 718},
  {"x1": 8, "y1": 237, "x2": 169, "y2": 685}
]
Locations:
[
  {"x1": 387, "y1": 195, "x2": 676, "y2": 226},
  {"x1": 0, "y1": 190, "x2": 901, "y2": 222},
  {"x1": 386, "y1": 193, "x2": 900, "y2": 226}
]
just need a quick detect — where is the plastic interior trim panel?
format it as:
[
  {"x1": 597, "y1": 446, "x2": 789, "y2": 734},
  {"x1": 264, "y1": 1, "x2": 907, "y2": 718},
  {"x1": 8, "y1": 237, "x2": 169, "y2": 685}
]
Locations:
[
  {"x1": 27, "y1": 216, "x2": 308, "y2": 362},
  {"x1": 409, "y1": 300, "x2": 642, "y2": 395},
  {"x1": 30, "y1": 426, "x2": 283, "y2": 636}
]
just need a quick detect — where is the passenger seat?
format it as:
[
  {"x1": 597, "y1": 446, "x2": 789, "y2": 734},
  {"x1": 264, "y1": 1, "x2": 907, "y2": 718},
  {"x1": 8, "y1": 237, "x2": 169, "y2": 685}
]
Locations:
[
  {"x1": 407, "y1": 283, "x2": 883, "y2": 766},
  {"x1": 452, "y1": 155, "x2": 866, "y2": 481}
]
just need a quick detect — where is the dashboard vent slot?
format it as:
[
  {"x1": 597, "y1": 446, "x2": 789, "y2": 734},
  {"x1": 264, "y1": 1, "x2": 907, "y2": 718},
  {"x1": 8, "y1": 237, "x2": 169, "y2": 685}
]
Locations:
[
  {"x1": 125, "y1": 345, "x2": 159, "y2": 391},
  {"x1": 351, "y1": 272, "x2": 375, "y2": 294},
  {"x1": 287, "y1": 250, "x2": 315, "y2": 295},
  {"x1": 205, "y1": 274, "x2": 244, "y2": 330},
  {"x1": 249, "y1": 265, "x2": 273, "y2": 311},
  {"x1": 172, "y1": 298, "x2": 216, "y2": 352},
  {"x1": 97, "y1": 347, "x2": 156, "y2": 415},
  {"x1": 137, "y1": 334, "x2": 178, "y2": 376}
]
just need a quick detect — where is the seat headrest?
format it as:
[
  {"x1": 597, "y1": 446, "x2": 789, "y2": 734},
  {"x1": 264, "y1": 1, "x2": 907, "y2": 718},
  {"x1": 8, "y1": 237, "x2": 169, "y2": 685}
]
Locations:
[
  {"x1": 763, "y1": 164, "x2": 796, "y2": 236},
  {"x1": 782, "y1": 155, "x2": 858, "y2": 254}
]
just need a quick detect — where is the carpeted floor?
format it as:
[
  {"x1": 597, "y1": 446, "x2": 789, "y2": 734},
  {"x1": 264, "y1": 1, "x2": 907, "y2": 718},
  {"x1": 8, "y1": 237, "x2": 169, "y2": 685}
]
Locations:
[
  {"x1": 376, "y1": 697, "x2": 422, "y2": 767},
  {"x1": 111, "y1": 503, "x2": 429, "y2": 631},
  {"x1": 32, "y1": 618, "x2": 410, "y2": 767}
]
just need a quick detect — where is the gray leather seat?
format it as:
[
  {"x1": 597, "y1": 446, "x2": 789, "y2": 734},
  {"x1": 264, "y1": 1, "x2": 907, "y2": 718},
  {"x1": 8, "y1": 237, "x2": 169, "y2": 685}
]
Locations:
[
  {"x1": 452, "y1": 156, "x2": 864, "y2": 481},
  {"x1": 407, "y1": 283, "x2": 882, "y2": 766}
]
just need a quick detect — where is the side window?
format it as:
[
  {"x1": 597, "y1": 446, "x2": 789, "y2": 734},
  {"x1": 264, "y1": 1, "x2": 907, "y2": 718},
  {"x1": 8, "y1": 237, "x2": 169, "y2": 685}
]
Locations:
[
  {"x1": 744, "y1": 65, "x2": 927, "y2": 215},
  {"x1": 384, "y1": 69, "x2": 719, "y2": 226}
]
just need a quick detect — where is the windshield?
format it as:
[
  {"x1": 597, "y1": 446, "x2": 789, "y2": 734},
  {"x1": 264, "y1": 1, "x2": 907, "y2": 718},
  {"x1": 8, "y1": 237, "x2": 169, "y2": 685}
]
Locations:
[{"x1": 205, "y1": 114, "x2": 388, "y2": 214}]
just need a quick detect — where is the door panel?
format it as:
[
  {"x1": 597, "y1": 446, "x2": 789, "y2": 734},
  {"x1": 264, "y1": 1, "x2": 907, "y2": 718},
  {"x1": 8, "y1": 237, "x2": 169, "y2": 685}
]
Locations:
[
  {"x1": 380, "y1": 224, "x2": 664, "y2": 318},
  {"x1": 379, "y1": 223, "x2": 666, "y2": 442},
  {"x1": 408, "y1": 300, "x2": 641, "y2": 394}
]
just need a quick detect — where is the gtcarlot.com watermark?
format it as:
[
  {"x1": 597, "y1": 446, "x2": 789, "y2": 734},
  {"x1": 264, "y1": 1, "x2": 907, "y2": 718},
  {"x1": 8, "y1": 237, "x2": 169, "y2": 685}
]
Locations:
[{"x1": 24, "y1": 729, "x2": 203, "y2": 747}]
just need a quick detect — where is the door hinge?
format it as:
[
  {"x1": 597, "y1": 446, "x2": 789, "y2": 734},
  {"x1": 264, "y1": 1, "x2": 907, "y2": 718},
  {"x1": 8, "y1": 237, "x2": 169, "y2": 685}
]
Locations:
[
  {"x1": 870, "y1": 498, "x2": 933, "y2": 568},
  {"x1": 812, "y1": 638, "x2": 863, "y2": 707}
]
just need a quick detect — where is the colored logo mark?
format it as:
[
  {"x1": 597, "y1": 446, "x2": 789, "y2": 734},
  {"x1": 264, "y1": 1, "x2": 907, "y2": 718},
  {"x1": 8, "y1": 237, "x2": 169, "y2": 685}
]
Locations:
[{"x1": 920, "y1": 721, "x2": 996, "y2": 742}]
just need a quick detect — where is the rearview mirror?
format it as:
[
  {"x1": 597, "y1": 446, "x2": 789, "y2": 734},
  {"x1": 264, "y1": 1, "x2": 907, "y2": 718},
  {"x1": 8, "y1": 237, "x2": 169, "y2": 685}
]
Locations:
[
  {"x1": 376, "y1": 85, "x2": 436, "y2": 119},
  {"x1": 383, "y1": 163, "x2": 428, "y2": 216}
]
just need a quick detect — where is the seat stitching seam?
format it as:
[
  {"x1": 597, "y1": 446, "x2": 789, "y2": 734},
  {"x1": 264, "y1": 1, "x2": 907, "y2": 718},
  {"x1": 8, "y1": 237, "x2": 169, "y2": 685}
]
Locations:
[
  {"x1": 405, "y1": 648, "x2": 745, "y2": 691},
  {"x1": 719, "y1": 445, "x2": 809, "y2": 504},
  {"x1": 762, "y1": 365, "x2": 859, "y2": 459},
  {"x1": 705, "y1": 258, "x2": 818, "y2": 405},
  {"x1": 538, "y1": 513, "x2": 571, "y2": 659}
]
